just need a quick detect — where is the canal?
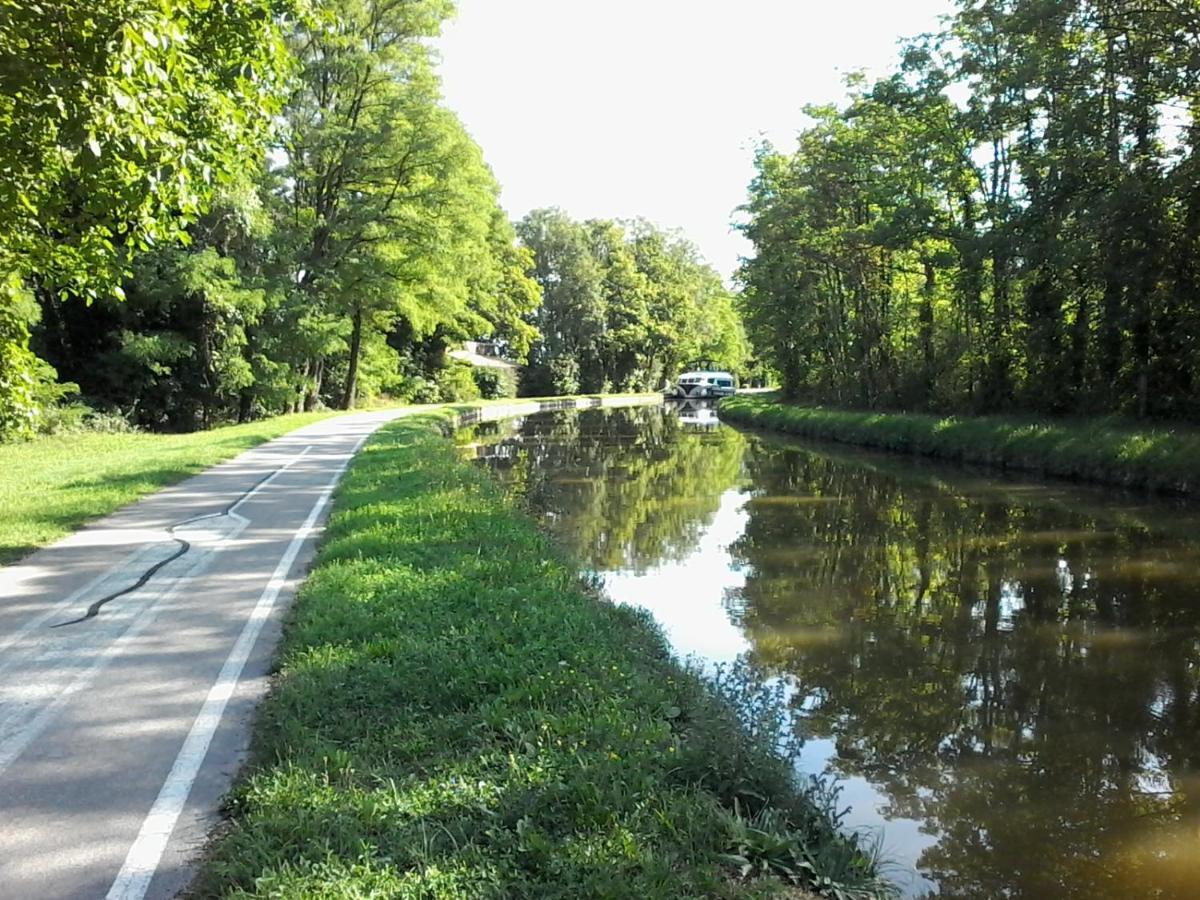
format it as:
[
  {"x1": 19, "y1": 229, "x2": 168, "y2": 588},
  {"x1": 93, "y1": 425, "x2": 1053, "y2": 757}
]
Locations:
[{"x1": 465, "y1": 403, "x2": 1200, "y2": 899}]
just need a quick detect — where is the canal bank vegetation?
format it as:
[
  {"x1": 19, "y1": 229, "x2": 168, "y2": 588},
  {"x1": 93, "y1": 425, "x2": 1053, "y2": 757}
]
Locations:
[
  {"x1": 719, "y1": 394, "x2": 1200, "y2": 495},
  {"x1": 194, "y1": 410, "x2": 894, "y2": 899},
  {"x1": 738, "y1": 0, "x2": 1200, "y2": 424}
]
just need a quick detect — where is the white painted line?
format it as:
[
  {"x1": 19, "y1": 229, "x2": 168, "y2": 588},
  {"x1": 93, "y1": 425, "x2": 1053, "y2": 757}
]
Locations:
[
  {"x1": 0, "y1": 522, "x2": 249, "y2": 776},
  {"x1": 228, "y1": 446, "x2": 313, "y2": 516},
  {"x1": 106, "y1": 436, "x2": 369, "y2": 900}
]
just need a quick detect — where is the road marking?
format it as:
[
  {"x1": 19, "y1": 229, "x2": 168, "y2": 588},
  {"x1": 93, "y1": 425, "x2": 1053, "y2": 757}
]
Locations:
[
  {"x1": 0, "y1": 446, "x2": 313, "y2": 647},
  {"x1": 106, "y1": 436, "x2": 368, "y2": 900},
  {"x1": 227, "y1": 445, "x2": 313, "y2": 517},
  {"x1": 0, "y1": 527, "x2": 246, "y2": 776}
]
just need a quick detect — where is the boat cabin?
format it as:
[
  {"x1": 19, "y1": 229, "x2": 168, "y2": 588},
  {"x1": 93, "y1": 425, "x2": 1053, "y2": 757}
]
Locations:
[{"x1": 666, "y1": 369, "x2": 736, "y2": 399}]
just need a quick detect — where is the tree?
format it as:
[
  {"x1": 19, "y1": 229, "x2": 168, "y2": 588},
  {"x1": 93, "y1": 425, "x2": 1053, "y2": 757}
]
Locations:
[
  {"x1": 0, "y1": 0, "x2": 292, "y2": 438},
  {"x1": 0, "y1": 0, "x2": 293, "y2": 296},
  {"x1": 518, "y1": 209, "x2": 749, "y2": 395},
  {"x1": 738, "y1": 0, "x2": 1200, "y2": 420},
  {"x1": 276, "y1": 0, "x2": 524, "y2": 409}
]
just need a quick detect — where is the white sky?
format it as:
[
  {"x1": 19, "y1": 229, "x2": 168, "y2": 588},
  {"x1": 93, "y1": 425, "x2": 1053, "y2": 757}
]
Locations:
[{"x1": 437, "y1": 0, "x2": 956, "y2": 280}]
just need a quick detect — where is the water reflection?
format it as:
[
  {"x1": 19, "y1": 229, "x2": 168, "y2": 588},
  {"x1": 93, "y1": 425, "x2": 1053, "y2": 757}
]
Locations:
[
  {"x1": 467, "y1": 406, "x2": 747, "y2": 572},
  {"x1": 470, "y1": 405, "x2": 1200, "y2": 899}
]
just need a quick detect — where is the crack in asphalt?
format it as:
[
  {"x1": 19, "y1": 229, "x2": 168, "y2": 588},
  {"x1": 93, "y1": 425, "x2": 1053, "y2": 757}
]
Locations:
[{"x1": 51, "y1": 465, "x2": 288, "y2": 629}]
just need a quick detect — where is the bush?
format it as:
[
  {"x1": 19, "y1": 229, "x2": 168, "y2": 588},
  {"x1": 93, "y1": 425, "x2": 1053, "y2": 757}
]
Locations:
[
  {"x1": 472, "y1": 367, "x2": 517, "y2": 400},
  {"x1": 434, "y1": 361, "x2": 481, "y2": 403},
  {"x1": 35, "y1": 401, "x2": 139, "y2": 436}
]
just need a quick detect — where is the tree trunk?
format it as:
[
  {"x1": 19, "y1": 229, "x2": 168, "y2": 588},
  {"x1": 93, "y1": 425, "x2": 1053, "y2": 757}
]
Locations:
[
  {"x1": 238, "y1": 388, "x2": 254, "y2": 423},
  {"x1": 305, "y1": 357, "x2": 324, "y2": 411},
  {"x1": 341, "y1": 308, "x2": 364, "y2": 410},
  {"x1": 920, "y1": 259, "x2": 936, "y2": 408},
  {"x1": 986, "y1": 247, "x2": 1011, "y2": 407}
]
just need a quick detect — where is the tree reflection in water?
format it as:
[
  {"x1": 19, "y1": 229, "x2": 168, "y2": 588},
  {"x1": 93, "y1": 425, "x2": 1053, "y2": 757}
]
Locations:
[
  {"x1": 729, "y1": 443, "x2": 1200, "y2": 899},
  {"x1": 470, "y1": 407, "x2": 1200, "y2": 899},
  {"x1": 470, "y1": 406, "x2": 747, "y2": 572}
]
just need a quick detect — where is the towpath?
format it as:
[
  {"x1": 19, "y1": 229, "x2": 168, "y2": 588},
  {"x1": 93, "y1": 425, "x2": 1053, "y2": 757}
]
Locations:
[{"x1": 0, "y1": 410, "x2": 410, "y2": 900}]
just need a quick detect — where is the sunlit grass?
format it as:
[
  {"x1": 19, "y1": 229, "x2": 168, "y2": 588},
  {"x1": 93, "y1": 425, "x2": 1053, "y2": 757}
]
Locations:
[
  {"x1": 0, "y1": 412, "x2": 334, "y2": 566},
  {"x1": 720, "y1": 394, "x2": 1200, "y2": 495},
  {"x1": 194, "y1": 410, "x2": 891, "y2": 899}
]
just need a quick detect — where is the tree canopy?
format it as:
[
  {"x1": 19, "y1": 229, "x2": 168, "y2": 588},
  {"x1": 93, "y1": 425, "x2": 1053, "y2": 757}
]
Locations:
[
  {"x1": 739, "y1": 0, "x2": 1200, "y2": 419},
  {"x1": 518, "y1": 209, "x2": 750, "y2": 395},
  {"x1": 2, "y1": 1, "x2": 750, "y2": 438}
]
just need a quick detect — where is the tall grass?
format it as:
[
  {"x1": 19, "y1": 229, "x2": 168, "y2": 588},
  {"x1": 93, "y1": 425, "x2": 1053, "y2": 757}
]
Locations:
[
  {"x1": 193, "y1": 409, "x2": 892, "y2": 899},
  {"x1": 719, "y1": 394, "x2": 1200, "y2": 495}
]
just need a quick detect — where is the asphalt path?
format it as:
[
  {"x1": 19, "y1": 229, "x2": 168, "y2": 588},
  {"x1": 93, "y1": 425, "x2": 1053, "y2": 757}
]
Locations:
[{"x1": 0, "y1": 409, "x2": 413, "y2": 900}]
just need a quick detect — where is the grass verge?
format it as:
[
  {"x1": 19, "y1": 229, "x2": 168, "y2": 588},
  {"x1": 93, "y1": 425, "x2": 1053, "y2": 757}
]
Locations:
[
  {"x1": 193, "y1": 409, "x2": 890, "y2": 899},
  {"x1": 719, "y1": 393, "x2": 1200, "y2": 495},
  {"x1": 0, "y1": 412, "x2": 333, "y2": 566}
]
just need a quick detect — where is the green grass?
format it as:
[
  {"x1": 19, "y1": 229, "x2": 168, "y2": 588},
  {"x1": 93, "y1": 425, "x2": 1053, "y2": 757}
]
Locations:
[
  {"x1": 0, "y1": 412, "x2": 334, "y2": 566},
  {"x1": 193, "y1": 409, "x2": 890, "y2": 900},
  {"x1": 0, "y1": 395, "x2": 661, "y2": 568},
  {"x1": 719, "y1": 393, "x2": 1200, "y2": 495}
]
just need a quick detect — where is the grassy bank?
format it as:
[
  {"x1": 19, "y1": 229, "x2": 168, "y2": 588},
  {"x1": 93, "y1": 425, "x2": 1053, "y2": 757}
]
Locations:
[
  {"x1": 194, "y1": 409, "x2": 889, "y2": 899},
  {"x1": 720, "y1": 393, "x2": 1200, "y2": 495},
  {"x1": 0, "y1": 412, "x2": 333, "y2": 566}
]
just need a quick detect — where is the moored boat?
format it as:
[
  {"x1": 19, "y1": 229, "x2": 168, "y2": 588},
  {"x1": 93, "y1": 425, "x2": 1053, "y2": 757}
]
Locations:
[{"x1": 664, "y1": 368, "x2": 737, "y2": 400}]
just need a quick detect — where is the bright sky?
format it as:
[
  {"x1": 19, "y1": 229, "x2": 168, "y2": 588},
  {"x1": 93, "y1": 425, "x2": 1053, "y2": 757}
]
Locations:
[{"x1": 437, "y1": 0, "x2": 955, "y2": 280}]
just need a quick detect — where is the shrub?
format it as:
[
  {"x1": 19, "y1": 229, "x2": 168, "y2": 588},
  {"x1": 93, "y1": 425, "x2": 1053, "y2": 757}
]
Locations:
[
  {"x1": 472, "y1": 367, "x2": 517, "y2": 400},
  {"x1": 434, "y1": 361, "x2": 481, "y2": 402}
]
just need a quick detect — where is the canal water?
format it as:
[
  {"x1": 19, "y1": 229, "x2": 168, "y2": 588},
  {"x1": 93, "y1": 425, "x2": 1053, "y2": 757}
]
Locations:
[{"x1": 465, "y1": 403, "x2": 1200, "y2": 899}]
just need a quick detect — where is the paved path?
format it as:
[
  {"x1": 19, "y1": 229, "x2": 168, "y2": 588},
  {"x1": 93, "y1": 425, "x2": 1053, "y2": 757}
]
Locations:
[{"x1": 0, "y1": 410, "x2": 412, "y2": 900}]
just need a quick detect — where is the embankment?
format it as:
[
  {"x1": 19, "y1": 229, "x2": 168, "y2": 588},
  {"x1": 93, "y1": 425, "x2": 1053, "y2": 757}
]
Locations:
[
  {"x1": 719, "y1": 393, "x2": 1200, "y2": 495},
  {"x1": 193, "y1": 400, "x2": 890, "y2": 899}
]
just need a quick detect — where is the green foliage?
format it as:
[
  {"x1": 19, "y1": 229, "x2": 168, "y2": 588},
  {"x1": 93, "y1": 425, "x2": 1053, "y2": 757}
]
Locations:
[
  {"x1": 274, "y1": 0, "x2": 539, "y2": 410},
  {"x1": 518, "y1": 210, "x2": 750, "y2": 395},
  {"x1": 739, "y1": 1, "x2": 1200, "y2": 419},
  {"x1": 433, "y1": 360, "x2": 481, "y2": 403},
  {"x1": 719, "y1": 394, "x2": 1200, "y2": 495},
  {"x1": 722, "y1": 802, "x2": 891, "y2": 900},
  {"x1": 0, "y1": 275, "x2": 43, "y2": 438},
  {"x1": 472, "y1": 367, "x2": 517, "y2": 400},
  {"x1": 0, "y1": 275, "x2": 83, "y2": 440},
  {"x1": 0, "y1": 0, "x2": 294, "y2": 297},
  {"x1": 19, "y1": 1, "x2": 545, "y2": 427},
  {"x1": 192, "y1": 411, "x2": 888, "y2": 898}
]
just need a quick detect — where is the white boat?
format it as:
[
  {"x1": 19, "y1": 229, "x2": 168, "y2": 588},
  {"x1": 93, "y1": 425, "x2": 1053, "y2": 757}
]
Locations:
[{"x1": 665, "y1": 369, "x2": 737, "y2": 400}]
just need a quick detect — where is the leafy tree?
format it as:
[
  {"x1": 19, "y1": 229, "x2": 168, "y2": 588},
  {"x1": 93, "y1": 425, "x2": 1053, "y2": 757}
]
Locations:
[
  {"x1": 0, "y1": 0, "x2": 293, "y2": 296},
  {"x1": 0, "y1": 0, "x2": 293, "y2": 438},
  {"x1": 739, "y1": 0, "x2": 1200, "y2": 420},
  {"x1": 276, "y1": 0, "x2": 525, "y2": 409},
  {"x1": 519, "y1": 210, "x2": 749, "y2": 395}
]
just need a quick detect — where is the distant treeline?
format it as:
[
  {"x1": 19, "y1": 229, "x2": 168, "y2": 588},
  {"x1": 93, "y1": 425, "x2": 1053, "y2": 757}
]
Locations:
[
  {"x1": 0, "y1": 1, "x2": 746, "y2": 439},
  {"x1": 740, "y1": 0, "x2": 1200, "y2": 419},
  {"x1": 516, "y1": 209, "x2": 750, "y2": 396}
]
